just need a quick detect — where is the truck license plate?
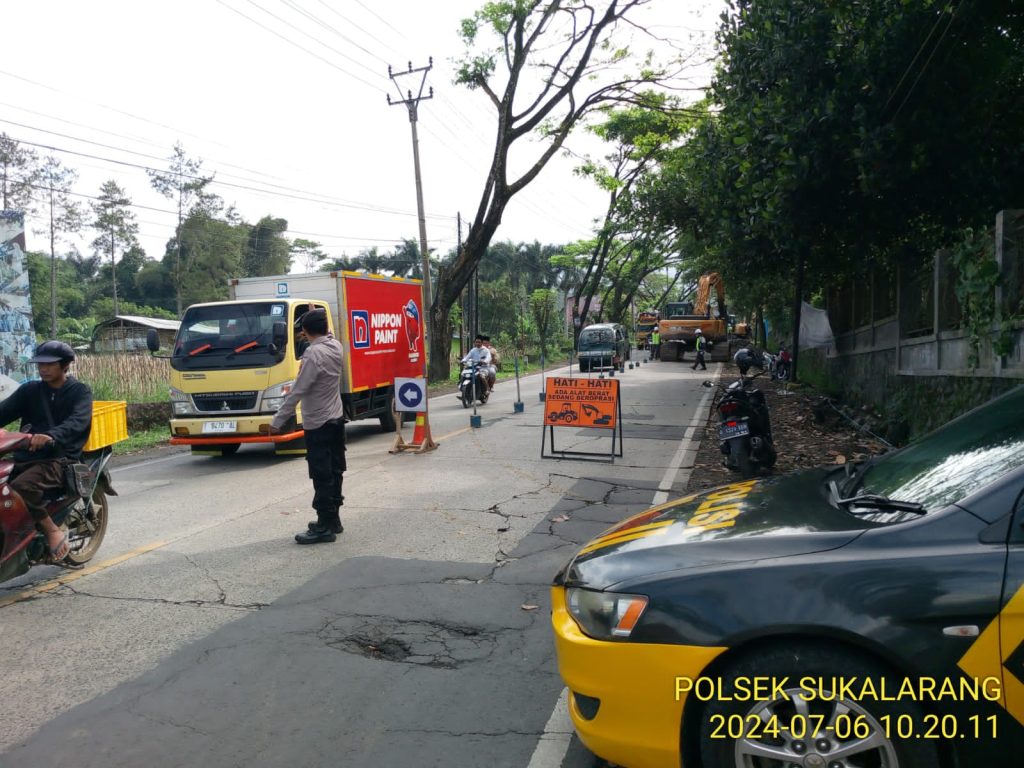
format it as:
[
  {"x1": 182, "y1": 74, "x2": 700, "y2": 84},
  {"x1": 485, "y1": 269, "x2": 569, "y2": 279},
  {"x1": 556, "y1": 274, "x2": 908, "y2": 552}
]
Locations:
[
  {"x1": 718, "y1": 422, "x2": 750, "y2": 440},
  {"x1": 202, "y1": 421, "x2": 237, "y2": 434}
]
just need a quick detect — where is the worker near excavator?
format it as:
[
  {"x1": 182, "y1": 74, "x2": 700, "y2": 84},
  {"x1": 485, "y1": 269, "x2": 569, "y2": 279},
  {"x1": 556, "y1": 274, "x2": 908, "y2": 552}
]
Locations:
[{"x1": 691, "y1": 329, "x2": 708, "y2": 371}]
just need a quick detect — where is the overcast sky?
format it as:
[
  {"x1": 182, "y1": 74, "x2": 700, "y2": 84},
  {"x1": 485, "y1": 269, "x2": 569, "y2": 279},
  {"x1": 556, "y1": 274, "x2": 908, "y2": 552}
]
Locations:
[{"x1": 2, "y1": 0, "x2": 724, "y2": 271}]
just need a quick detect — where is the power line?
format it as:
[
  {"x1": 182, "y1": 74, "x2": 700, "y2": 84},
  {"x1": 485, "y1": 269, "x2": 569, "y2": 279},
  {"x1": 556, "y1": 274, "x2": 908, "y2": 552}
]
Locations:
[
  {"x1": 213, "y1": 0, "x2": 380, "y2": 92},
  {"x1": 891, "y1": 2, "x2": 961, "y2": 121},
  {"x1": 10, "y1": 133, "x2": 455, "y2": 222},
  {"x1": 281, "y1": 0, "x2": 385, "y2": 64},
  {"x1": 243, "y1": 0, "x2": 384, "y2": 81},
  {"x1": 883, "y1": 2, "x2": 954, "y2": 115},
  {"x1": 2, "y1": 117, "x2": 455, "y2": 220},
  {"x1": 0, "y1": 97, "x2": 294, "y2": 186}
]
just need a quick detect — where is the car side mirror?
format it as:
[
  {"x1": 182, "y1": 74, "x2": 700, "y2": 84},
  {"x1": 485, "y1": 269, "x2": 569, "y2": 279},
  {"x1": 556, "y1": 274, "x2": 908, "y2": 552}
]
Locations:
[{"x1": 146, "y1": 329, "x2": 160, "y2": 352}]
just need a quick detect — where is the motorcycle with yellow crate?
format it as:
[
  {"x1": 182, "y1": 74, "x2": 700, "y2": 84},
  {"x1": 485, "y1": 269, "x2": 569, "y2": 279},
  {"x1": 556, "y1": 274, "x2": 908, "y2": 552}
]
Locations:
[{"x1": 0, "y1": 401, "x2": 124, "y2": 584}]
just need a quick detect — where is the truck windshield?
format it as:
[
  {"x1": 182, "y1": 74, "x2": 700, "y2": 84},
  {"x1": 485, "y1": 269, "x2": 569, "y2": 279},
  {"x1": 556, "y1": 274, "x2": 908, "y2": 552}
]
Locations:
[{"x1": 171, "y1": 302, "x2": 286, "y2": 371}]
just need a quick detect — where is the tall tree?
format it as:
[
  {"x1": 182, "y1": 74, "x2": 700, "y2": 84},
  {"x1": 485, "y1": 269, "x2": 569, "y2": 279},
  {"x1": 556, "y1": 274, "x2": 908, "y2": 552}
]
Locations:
[
  {"x1": 243, "y1": 216, "x2": 291, "y2": 276},
  {"x1": 290, "y1": 238, "x2": 327, "y2": 273},
  {"x1": 682, "y1": 0, "x2": 1024, "y2": 378},
  {"x1": 0, "y1": 133, "x2": 39, "y2": 213},
  {"x1": 147, "y1": 143, "x2": 216, "y2": 313},
  {"x1": 529, "y1": 288, "x2": 558, "y2": 355},
  {"x1": 36, "y1": 156, "x2": 83, "y2": 335},
  {"x1": 90, "y1": 180, "x2": 139, "y2": 317},
  {"x1": 571, "y1": 99, "x2": 685, "y2": 335},
  {"x1": 424, "y1": 0, "x2": 687, "y2": 380}
]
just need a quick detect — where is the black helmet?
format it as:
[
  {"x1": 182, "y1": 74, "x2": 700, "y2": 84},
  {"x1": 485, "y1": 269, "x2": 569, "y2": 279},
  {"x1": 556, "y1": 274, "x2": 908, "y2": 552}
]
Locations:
[{"x1": 29, "y1": 340, "x2": 76, "y2": 364}]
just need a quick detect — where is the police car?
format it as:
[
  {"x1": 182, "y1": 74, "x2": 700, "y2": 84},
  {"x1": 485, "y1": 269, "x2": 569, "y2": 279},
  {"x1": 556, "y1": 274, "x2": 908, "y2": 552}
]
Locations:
[{"x1": 552, "y1": 385, "x2": 1024, "y2": 767}]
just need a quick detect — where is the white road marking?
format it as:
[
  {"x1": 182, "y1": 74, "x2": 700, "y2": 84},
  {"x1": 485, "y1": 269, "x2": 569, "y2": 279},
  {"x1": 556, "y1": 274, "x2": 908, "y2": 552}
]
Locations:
[
  {"x1": 651, "y1": 381, "x2": 716, "y2": 506},
  {"x1": 526, "y1": 687, "x2": 573, "y2": 768}
]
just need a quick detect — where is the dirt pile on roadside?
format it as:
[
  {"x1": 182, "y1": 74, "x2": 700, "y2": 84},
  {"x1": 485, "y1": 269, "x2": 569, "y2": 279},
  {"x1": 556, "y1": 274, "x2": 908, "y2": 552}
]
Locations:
[{"x1": 688, "y1": 366, "x2": 891, "y2": 492}]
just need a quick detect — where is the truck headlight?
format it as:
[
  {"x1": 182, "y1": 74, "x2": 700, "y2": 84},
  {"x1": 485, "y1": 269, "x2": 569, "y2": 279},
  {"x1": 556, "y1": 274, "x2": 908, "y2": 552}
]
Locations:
[
  {"x1": 170, "y1": 387, "x2": 196, "y2": 416},
  {"x1": 566, "y1": 587, "x2": 648, "y2": 640},
  {"x1": 262, "y1": 381, "x2": 294, "y2": 412}
]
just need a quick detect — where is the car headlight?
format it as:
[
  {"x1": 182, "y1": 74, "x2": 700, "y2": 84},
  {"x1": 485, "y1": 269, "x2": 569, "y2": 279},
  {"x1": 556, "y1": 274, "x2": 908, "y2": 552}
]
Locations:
[
  {"x1": 566, "y1": 587, "x2": 648, "y2": 640},
  {"x1": 262, "y1": 381, "x2": 294, "y2": 412},
  {"x1": 169, "y1": 387, "x2": 196, "y2": 416}
]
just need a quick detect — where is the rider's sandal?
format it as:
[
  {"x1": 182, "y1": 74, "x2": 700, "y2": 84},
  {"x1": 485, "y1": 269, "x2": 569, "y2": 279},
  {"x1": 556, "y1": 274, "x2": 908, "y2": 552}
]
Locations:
[{"x1": 49, "y1": 529, "x2": 71, "y2": 561}]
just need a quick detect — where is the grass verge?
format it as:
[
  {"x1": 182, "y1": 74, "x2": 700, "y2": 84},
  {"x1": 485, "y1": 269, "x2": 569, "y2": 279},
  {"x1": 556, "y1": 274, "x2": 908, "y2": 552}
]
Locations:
[{"x1": 113, "y1": 426, "x2": 170, "y2": 456}]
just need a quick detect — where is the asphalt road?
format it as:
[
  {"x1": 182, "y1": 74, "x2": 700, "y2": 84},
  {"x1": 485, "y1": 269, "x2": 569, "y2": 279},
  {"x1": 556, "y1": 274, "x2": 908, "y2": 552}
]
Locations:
[{"x1": 0, "y1": 355, "x2": 718, "y2": 768}]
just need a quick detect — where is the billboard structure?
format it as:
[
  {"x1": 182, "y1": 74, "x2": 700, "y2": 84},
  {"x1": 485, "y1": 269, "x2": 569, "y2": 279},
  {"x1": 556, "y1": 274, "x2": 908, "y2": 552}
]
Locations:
[{"x1": 0, "y1": 212, "x2": 36, "y2": 400}]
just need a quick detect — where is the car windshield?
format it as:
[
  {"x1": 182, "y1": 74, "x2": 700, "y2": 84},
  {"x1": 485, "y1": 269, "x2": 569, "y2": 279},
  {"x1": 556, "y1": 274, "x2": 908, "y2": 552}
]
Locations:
[
  {"x1": 171, "y1": 302, "x2": 287, "y2": 370},
  {"x1": 579, "y1": 328, "x2": 614, "y2": 347},
  {"x1": 854, "y1": 386, "x2": 1024, "y2": 511}
]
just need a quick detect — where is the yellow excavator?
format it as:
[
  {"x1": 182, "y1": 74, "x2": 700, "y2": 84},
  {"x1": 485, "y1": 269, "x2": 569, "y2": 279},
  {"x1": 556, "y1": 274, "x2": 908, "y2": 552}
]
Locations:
[{"x1": 658, "y1": 271, "x2": 740, "y2": 362}]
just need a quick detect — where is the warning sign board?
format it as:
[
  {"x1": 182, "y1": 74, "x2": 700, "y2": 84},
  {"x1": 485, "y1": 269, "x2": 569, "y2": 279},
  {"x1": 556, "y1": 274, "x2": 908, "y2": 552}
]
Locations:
[{"x1": 543, "y1": 377, "x2": 618, "y2": 429}]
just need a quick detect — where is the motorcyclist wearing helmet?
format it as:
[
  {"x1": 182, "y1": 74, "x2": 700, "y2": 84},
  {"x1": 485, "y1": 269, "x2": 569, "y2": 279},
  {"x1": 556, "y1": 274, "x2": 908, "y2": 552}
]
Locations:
[{"x1": 0, "y1": 340, "x2": 93, "y2": 561}]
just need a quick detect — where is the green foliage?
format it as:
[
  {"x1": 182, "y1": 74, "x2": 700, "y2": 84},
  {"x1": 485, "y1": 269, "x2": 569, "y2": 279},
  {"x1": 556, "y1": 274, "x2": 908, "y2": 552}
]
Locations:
[
  {"x1": 290, "y1": 238, "x2": 327, "y2": 272},
  {"x1": 243, "y1": 216, "x2": 291, "y2": 276},
  {"x1": 948, "y1": 229, "x2": 1020, "y2": 368},
  {"x1": 112, "y1": 426, "x2": 169, "y2": 455},
  {"x1": 529, "y1": 288, "x2": 557, "y2": 354},
  {"x1": 0, "y1": 132, "x2": 39, "y2": 213}
]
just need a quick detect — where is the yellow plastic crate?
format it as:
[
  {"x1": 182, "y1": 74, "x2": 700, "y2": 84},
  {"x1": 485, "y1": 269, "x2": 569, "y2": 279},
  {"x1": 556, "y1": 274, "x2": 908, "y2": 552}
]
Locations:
[{"x1": 84, "y1": 400, "x2": 128, "y2": 451}]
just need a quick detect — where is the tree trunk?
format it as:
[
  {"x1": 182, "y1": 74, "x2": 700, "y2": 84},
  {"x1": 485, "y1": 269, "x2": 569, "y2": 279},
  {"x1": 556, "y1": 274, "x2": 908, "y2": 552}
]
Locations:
[
  {"x1": 427, "y1": 199, "x2": 506, "y2": 382},
  {"x1": 110, "y1": 229, "x2": 119, "y2": 317}
]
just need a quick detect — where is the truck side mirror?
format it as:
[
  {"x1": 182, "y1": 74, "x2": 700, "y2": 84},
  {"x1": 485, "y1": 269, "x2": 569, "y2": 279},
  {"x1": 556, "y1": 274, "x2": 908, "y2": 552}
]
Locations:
[
  {"x1": 268, "y1": 321, "x2": 287, "y2": 357},
  {"x1": 272, "y1": 321, "x2": 287, "y2": 346},
  {"x1": 146, "y1": 329, "x2": 160, "y2": 352}
]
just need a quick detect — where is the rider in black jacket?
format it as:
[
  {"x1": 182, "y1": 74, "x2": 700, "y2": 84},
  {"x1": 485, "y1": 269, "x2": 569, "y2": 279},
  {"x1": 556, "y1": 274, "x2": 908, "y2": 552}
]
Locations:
[{"x1": 0, "y1": 341, "x2": 93, "y2": 560}]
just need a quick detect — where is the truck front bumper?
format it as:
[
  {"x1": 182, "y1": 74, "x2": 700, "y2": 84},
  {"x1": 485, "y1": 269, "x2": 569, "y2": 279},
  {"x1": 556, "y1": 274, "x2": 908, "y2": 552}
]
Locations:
[{"x1": 168, "y1": 416, "x2": 302, "y2": 445}]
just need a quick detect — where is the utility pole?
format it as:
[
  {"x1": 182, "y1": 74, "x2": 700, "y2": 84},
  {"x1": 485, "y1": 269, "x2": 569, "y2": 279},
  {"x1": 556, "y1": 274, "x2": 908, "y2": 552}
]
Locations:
[
  {"x1": 388, "y1": 58, "x2": 437, "y2": 452},
  {"x1": 457, "y1": 211, "x2": 464, "y2": 360},
  {"x1": 388, "y1": 59, "x2": 434, "y2": 368}
]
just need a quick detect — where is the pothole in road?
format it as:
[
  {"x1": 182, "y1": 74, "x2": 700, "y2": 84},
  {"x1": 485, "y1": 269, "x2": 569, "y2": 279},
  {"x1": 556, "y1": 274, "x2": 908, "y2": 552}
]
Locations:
[{"x1": 320, "y1": 616, "x2": 497, "y2": 669}]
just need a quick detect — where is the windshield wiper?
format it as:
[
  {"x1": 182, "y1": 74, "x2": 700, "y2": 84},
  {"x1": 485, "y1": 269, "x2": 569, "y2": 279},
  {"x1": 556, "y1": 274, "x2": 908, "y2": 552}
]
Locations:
[
  {"x1": 829, "y1": 481, "x2": 925, "y2": 515},
  {"x1": 187, "y1": 343, "x2": 215, "y2": 357},
  {"x1": 840, "y1": 457, "x2": 876, "y2": 496}
]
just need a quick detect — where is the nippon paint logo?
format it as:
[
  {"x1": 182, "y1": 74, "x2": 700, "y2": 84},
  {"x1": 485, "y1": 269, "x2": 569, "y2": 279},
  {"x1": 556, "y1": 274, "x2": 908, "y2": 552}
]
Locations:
[{"x1": 350, "y1": 309, "x2": 412, "y2": 349}]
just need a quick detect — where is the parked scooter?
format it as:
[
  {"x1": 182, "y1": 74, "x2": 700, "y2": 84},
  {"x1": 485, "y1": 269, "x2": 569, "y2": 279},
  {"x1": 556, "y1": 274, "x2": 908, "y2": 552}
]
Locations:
[
  {"x1": 703, "y1": 351, "x2": 776, "y2": 478},
  {"x1": 458, "y1": 361, "x2": 490, "y2": 408},
  {"x1": 0, "y1": 430, "x2": 116, "y2": 584},
  {"x1": 774, "y1": 345, "x2": 792, "y2": 381}
]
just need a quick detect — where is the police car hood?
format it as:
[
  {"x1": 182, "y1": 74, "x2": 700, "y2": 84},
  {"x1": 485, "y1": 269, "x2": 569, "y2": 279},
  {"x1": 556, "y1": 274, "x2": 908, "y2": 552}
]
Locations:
[{"x1": 557, "y1": 471, "x2": 870, "y2": 591}]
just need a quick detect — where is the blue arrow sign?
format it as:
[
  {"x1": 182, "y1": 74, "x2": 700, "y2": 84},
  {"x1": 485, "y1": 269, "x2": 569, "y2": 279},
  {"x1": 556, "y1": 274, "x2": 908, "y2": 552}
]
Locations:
[{"x1": 398, "y1": 381, "x2": 424, "y2": 410}]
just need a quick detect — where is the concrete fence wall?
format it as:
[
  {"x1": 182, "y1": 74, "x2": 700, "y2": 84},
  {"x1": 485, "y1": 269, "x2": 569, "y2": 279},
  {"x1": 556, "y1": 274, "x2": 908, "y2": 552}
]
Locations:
[{"x1": 820, "y1": 210, "x2": 1023, "y2": 434}]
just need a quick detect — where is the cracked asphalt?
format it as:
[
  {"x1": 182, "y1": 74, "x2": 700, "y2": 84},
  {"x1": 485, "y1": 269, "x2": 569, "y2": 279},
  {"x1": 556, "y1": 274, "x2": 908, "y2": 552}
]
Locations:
[{"x1": 0, "y1": 358, "x2": 716, "y2": 767}]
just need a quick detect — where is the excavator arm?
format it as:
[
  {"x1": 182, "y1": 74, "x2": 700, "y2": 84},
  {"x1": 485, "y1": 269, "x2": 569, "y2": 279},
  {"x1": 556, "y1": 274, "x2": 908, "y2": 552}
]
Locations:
[{"x1": 693, "y1": 271, "x2": 727, "y2": 318}]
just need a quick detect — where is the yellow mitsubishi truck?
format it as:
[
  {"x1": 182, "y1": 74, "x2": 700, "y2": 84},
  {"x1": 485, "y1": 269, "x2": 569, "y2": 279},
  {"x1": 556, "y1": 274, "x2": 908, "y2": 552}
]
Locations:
[{"x1": 147, "y1": 271, "x2": 425, "y2": 456}]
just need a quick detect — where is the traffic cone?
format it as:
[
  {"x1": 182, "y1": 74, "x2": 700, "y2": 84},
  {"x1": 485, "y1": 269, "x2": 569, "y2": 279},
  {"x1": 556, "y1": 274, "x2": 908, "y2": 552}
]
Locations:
[{"x1": 390, "y1": 411, "x2": 438, "y2": 454}]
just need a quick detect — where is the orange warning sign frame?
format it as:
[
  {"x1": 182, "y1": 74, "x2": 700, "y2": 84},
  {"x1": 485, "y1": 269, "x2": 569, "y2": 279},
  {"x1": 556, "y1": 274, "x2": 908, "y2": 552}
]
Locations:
[{"x1": 541, "y1": 376, "x2": 623, "y2": 461}]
